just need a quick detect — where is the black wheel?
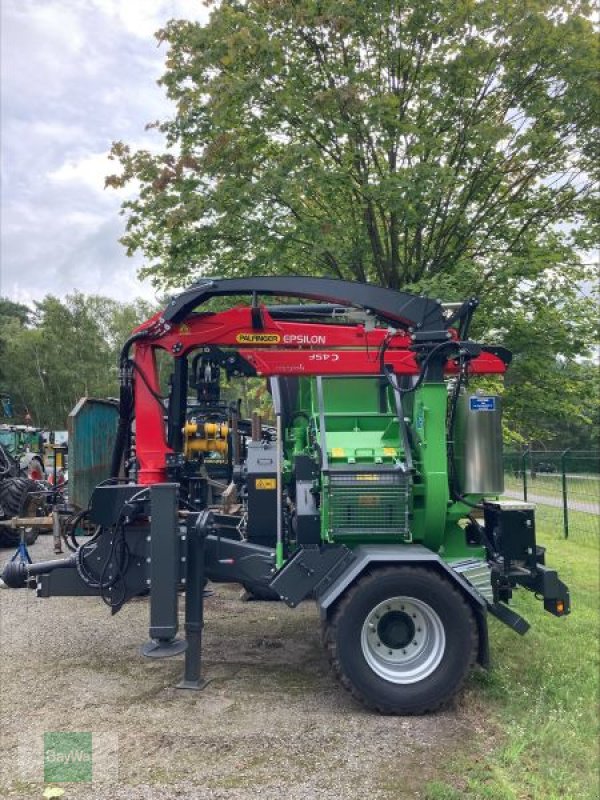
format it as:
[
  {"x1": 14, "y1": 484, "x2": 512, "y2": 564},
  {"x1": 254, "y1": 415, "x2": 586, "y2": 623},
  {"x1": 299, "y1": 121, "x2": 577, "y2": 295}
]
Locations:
[
  {"x1": 0, "y1": 478, "x2": 41, "y2": 547},
  {"x1": 323, "y1": 566, "x2": 478, "y2": 714}
]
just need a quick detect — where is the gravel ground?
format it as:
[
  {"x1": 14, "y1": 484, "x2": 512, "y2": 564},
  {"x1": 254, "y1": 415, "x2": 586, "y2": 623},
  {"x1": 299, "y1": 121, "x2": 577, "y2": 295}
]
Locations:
[{"x1": 0, "y1": 536, "x2": 484, "y2": 800}]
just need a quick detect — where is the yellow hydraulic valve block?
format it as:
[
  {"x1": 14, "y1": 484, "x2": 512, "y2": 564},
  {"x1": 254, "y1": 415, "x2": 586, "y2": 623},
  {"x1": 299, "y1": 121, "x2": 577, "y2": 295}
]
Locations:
[
  {"x1": 184, "y1": 422, "x2": 229, "y2": 438},
  {"x1": 185, "y1": 438, "x2": 228, "y2": 454},
  {"x1": 183, "y1": 421, "x2": 229, "y2": 458}
]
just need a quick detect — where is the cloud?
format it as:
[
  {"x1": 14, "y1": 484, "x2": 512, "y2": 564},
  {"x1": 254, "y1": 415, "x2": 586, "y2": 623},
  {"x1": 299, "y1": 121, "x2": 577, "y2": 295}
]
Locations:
[
  {"x1": 0, "y1": 0, "x2": 209, "y2": 307},
  {"x1": 90, "y1": 0, "x2": 204, "y2": 39},
  {"x1": 48, "y1": 152, "x2": 115, "y2": 193}
]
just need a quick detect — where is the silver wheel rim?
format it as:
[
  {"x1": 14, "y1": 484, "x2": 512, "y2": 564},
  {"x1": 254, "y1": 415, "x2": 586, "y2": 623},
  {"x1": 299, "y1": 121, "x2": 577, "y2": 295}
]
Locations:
[{"x1": 360, "y1": 596, "x2": 446, "y2": 684}]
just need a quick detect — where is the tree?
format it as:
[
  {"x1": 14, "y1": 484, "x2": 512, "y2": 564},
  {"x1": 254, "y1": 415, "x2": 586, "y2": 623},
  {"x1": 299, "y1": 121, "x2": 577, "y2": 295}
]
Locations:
[
  {"x1": 0, "y1": 299, "x2": 31, "y2": 327},
  {"x1": 107, "y1": 0, "x2": 598, "y2": 446},
  {"x1": 0, "y1": 298, "x2": 31, "y2": 386},
  {"x1": 0, "y1": 294, "x2": 155, "y2": 430},
  {"x1": 108, "y1": 0, "x2": 597, "y2": 297}
]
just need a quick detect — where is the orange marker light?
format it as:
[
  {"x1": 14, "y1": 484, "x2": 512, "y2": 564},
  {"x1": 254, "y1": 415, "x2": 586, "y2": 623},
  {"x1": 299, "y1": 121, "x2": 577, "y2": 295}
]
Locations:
[{"x1": 556, "y1": 601, "x2": 565, "y2": 614}]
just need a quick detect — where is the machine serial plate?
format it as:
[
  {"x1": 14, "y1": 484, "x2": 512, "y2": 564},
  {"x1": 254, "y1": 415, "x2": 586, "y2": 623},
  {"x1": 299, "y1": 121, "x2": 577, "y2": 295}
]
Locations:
[{"x1": 470, "y1": 397, "x2": 496, "y2": 411}]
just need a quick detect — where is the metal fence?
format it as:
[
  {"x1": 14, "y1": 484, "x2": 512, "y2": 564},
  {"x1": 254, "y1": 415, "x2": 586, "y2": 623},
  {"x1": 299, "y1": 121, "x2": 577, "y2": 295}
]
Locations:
[{"x1": 503, "y1": 450, "x2": 599, "y2": 543}]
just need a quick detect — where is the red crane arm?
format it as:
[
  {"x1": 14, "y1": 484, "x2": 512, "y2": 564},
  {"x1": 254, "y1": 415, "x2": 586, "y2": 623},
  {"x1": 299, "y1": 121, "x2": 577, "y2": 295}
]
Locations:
[{"x1": 131, "y1": 304, "x2": 507, "y2": 484}]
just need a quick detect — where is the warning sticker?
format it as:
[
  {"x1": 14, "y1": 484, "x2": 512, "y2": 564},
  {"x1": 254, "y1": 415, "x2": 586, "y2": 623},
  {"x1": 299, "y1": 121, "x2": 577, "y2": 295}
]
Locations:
[
  {"x1": 255, "y1": 478, "x2": 277, "y2": 490},
  {"x1": 236, "y1": 333, "x2": 281, "y2": 345}
]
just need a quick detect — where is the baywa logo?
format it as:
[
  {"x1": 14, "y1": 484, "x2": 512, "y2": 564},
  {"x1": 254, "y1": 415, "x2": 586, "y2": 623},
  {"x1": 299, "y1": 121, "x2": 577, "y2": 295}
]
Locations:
[
  {"x1": 44, "y1": 732, "x2": 92, "y2": 783},
  {"x1": 236, "y1": 332, "x2": 281, "y2": 344}
]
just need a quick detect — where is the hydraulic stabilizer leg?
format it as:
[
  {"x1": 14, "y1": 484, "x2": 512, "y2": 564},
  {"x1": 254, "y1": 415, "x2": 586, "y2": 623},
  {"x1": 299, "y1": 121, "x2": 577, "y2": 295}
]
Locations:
[
  {"x1": 177, "y1": 510, "x2": 210, "y2": 690},
  {"x1": 141, "y1": 484, "x2": 187, "y2": 658}
]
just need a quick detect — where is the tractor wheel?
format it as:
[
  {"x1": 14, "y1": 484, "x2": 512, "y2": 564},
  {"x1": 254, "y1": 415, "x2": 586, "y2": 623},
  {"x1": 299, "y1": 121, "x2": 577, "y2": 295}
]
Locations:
[
  {"x1": 0, "y1": 478, "x2": 41, "y2": 547},
  {"x1": 322, "y1": 566, "x2": 478, "y2": 714}
]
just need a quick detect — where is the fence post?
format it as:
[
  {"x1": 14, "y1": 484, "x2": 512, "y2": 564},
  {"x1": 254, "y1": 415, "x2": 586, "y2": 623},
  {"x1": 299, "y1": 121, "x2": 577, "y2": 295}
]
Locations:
[
  {"x1": 522, "y1": 448, "x2": 529, "y2": 501},
  {"x1": 561, "y1": 449, "x2": 570, "y2": 539}
]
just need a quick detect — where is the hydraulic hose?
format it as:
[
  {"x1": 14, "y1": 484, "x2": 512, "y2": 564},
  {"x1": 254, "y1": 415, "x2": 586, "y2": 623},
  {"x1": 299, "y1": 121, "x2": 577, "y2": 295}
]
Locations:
[
  {"x1": 110, "y1": 330, "x2": 150, "y2": 478},
  {"x1": 62, "y1": 509, "x2": 91, "y2": 552},
  {"x1": 0, "y1": 443, "x2": 16, "y2": 477}
]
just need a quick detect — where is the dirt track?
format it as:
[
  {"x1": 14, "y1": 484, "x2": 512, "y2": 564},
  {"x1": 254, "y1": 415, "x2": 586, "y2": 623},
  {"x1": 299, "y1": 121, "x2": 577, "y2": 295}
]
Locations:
[{"x1": 0, "y1": 536, "x2": 483, "y2": 799}]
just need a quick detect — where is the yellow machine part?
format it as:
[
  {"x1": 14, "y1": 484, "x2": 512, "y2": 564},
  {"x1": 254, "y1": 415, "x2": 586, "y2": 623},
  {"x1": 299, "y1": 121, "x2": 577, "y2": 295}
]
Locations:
[
  {"x1": 185, "y1": 438, "x2": 228, "y2": 455},
  {"x1": 183, "y1": 421, "x2": 229, "y2": 458},
  {"x1": 184, "y1": 422, "x2": 229, "y2": 438}
]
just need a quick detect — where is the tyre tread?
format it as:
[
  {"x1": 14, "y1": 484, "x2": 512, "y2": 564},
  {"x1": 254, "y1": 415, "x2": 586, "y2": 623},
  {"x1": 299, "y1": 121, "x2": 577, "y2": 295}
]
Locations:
[
  {"x1": 322, "y1": 565, "x2": 478, "y2": 714},
  {"x1": 0, "y1": 478, "x2": 41, "y2": 547}
]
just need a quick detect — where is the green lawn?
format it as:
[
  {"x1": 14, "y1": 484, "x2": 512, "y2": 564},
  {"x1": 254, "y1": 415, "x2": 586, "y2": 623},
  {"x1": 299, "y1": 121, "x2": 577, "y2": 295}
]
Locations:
[
  {"x1": 503, "y1": 472, "x2": 599, "y2": 546},
  {"x1": 504, "y1": 472, "x2": 600, "y2": 506},
  {"x1": 425, "y1": 520, "x2": 600, "y2": 800}
]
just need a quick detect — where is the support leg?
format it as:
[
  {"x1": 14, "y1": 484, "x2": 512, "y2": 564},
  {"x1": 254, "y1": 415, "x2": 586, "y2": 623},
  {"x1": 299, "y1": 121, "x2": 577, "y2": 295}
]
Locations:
[
  {"x1": 52, "y1": 510, "x2": 63, "y2": 554},
  {"x1": 142, "y1": 484, "x2": 187, "y2": 658},
  {"x1": 177, "y1": 515, "x2": 208, "y2": 690}
]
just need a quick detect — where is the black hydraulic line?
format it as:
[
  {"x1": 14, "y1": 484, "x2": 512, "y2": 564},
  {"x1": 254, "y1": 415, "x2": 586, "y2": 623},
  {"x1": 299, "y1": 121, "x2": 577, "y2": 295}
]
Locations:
[
  {"x1": 167, "y1": 356, "x2": 188, "y2": 451},
  {"x1": 467, "y1": 514, "x2": 498, "y2": 556},
  {"x1": 118, "y1": 330, "x2": 150, "y2": 366},
  {"x1": 0, "y1": 445, "x2": 10, "y2": 476},
  {"x1": 131, "y1": 361, "x2": 169, "y2": 403},
  {"x1": 383, "y1": 368, "x2": 414, "y2": 473},
  {"x1": 383, "y1": 340, "x2": 459, "y2": 396},
  {"x1": 162, "y1": 276, "x2": 447, "y2": 333},
  {"x1": 63, "y1": 509, "x2": 90, "y2": 552},
  {"x1": 0, "y1": 442, "x2": 18, "y2": 477},
  {"x1": 98, "y1": 525, "x2": 130, "y2": 609},
  {"x1": 110, "y1": 383, "x2": 133, "y2": 479},
  {"x1": 110, "y1": 330, "x2": 150, "y2": 479}
]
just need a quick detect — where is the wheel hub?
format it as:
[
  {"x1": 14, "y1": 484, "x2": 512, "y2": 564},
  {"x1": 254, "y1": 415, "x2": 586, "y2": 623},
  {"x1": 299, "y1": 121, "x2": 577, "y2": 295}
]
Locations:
[
  {"x1": 361, "y1": 596, "x2": 446, "y2": 684},
  {"x1": 377, "y1": 610, "x2": 415, "y2": 650}
]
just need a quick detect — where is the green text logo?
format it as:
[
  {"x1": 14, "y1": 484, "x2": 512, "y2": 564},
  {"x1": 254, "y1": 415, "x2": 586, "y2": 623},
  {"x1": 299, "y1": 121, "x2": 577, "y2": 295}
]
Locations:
[{"x1": 44, "y1": 732, "x2": 92, "y2": 783}]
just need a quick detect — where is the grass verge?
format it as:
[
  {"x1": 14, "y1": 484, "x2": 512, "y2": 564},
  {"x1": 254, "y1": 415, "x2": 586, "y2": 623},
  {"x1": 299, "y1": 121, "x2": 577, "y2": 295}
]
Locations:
[{"x1": 424, "y1": 520, "x2": 599, "y2": 800}]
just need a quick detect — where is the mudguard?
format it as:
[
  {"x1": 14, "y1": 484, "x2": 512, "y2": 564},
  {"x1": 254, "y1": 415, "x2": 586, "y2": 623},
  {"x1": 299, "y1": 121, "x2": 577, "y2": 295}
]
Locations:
[{"x1": 315, "y1": 544, "x2": 489, "y2": 667}]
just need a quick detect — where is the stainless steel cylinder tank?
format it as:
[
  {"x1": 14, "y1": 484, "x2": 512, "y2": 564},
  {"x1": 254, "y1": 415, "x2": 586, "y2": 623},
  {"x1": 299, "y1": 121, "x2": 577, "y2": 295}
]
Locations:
[{"x1": 453, "y1": 391, "x2": 504, "y2": 495}]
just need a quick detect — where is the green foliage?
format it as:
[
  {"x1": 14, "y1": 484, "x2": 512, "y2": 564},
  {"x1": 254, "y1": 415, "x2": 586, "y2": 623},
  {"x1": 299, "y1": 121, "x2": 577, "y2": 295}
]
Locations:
[
  {"x1": 485, "y1": 284, "x2": 599, "y2": 447},
  {"x1": 424, "y1": 521, "x2": 600, "y2": 800},
  {"x1": 0, "y1": 298, "x2": 31, "y2": 327},
  {"x1": 106, "y1": 0, "x2": 598, "y2": 446},
  {"x1": 0, "y1": 294, "x2": 156, "y2": 430},
  {"x1": 109, "y1": 0, "x2": 596, "y2": 292},
  {"x1": 0, "y1": 298, "x2": 31, "y2": 383}
]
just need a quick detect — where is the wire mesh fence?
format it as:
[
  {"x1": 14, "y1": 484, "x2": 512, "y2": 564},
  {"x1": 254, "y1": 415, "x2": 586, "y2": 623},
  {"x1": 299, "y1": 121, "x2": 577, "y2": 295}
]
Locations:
[{"x1": 503, "y1": 450, "x2": 599, "y2": 544}]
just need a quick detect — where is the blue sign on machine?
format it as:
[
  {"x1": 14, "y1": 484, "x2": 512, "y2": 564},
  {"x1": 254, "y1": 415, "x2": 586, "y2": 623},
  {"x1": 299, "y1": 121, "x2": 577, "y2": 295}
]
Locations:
[{"x1": 470, "y1": 396, "x2": 496, "y2": 411}]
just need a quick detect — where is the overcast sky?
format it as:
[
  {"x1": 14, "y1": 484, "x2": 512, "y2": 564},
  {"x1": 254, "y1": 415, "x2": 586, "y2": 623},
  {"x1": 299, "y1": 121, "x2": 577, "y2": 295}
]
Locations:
[{"x1": 1, "y1": 0, "x2": 208, "y2": 307}]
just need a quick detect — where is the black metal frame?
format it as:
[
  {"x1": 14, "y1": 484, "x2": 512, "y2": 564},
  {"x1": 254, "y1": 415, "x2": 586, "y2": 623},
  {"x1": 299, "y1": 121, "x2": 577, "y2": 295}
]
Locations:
[{"x1": 163, "y1": 276, "x2": 447, "y2": 333}]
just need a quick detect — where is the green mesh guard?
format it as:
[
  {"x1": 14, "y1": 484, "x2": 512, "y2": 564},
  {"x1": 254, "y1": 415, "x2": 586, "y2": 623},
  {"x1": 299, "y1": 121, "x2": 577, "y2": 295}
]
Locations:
[{"x1": 327, "y1": 470, "x2": 411, "y2": 539}]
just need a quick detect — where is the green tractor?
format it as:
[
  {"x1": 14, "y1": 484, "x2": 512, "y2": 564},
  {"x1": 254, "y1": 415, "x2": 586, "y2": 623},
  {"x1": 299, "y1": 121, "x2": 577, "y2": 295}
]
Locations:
[{"x1": 0, "y1": 443, "x2": 42, "y2": 548}]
